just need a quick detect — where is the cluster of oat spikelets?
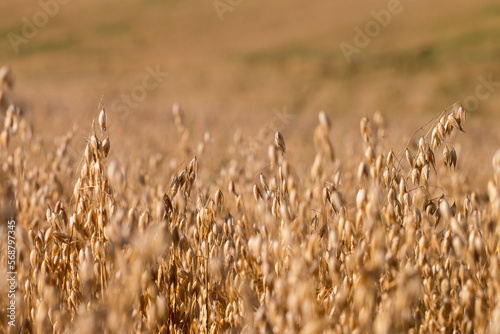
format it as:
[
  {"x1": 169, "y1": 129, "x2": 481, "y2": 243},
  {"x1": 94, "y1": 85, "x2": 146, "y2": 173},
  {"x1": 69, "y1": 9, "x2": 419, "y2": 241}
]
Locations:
[{"x1": 1, "y1": 66, "x2": 500, "y2": 333}]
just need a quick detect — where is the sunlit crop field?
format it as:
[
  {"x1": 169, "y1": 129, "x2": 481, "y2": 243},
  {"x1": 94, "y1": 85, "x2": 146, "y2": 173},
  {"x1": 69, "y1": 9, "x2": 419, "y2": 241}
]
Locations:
[
  {"x1": 2, "y1": 64, "x2": 500, "y2": 333},
  {"x1": 1, "y1": 0, "x2": 500, "y2": 333}
]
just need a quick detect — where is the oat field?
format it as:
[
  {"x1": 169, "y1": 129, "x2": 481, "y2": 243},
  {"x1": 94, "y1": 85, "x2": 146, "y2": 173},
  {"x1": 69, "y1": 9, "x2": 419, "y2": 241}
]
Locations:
[
  {"x1": 2, "y1": 63, "x2": 500, "y2": 334},
  {"x1": 2, "y1": 1, "x2": 500, "y2": 333}
]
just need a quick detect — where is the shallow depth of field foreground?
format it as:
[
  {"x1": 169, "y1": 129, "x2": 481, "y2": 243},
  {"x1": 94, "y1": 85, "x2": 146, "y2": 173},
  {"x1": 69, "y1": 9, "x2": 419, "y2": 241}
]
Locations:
[{"x1": 2, "y1": 67, "x2": 500, "y2": 334}]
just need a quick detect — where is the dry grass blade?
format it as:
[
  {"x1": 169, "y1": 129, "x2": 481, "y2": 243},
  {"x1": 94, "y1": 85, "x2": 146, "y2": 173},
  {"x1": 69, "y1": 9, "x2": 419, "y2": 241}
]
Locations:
[{"x1": 274, "y1": 130, "x2": 286, "y2": 154}]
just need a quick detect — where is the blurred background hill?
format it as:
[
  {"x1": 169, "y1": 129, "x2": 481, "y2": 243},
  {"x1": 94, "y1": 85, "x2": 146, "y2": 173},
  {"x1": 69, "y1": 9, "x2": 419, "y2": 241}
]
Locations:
[{"x1": 1, "y1": 0, "x2": 499, "y2": 184}]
